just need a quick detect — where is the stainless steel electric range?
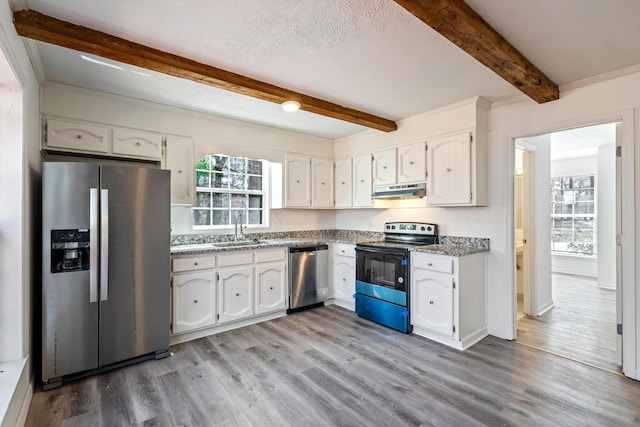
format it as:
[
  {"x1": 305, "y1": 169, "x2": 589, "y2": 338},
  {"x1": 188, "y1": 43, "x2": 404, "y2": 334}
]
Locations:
[{"x1": 355, "y1": 222, "x2": 438, "y2": 333}]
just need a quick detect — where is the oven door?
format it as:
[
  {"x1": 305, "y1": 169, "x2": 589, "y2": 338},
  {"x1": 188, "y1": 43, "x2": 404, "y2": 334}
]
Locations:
[{"x1": 355, "y1": 247, "x2": 407, "y2": 293}]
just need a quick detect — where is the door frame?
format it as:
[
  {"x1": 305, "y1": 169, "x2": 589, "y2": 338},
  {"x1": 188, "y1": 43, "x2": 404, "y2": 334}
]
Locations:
[{"x1": 506, "y1": 110, "x2": 635, "y2": 379}]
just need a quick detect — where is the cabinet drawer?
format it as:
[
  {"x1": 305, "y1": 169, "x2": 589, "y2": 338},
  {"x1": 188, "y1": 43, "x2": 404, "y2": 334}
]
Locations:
[
  {"x1": 217, "y1": 251, "x2": 254, "y2": 267},
  {"x1": 45, "y1": 119, "x2": 109, "y2": 153},
  {"x1": 333, "y1": 243, "x2": 355, "y2": 257},
  {"x1": 413, "y1": 256, "x2": 453, "y2": 274},
  {"x1": 112, "y1": 128, "x2": 163, "y2": 159},
  {"x1": 255, "y1": 248, "x2": 286, "y2": 263},
  {"x1": 173, "y1": 256, "x2": 216, "y2": 272}
]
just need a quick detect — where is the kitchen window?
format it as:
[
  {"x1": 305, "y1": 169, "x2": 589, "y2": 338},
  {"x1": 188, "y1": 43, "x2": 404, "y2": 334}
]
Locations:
[
  {"x1": 193, "y1": 154, "x2": 268, "y2": 228},
  {"x1": 550, "y1": 174, "x2": 596, "y2": 255}
]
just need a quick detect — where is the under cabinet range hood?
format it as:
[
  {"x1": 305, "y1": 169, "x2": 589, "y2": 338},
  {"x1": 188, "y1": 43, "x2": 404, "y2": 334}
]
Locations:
[{"x1": 371, "y1": 182, "x2": 426, "y2": 200}]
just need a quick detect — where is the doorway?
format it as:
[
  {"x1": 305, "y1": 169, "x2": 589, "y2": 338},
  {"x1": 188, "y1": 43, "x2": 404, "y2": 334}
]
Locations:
[{"x1": 514, "y1": 122, "x2": 620, "y2": 373}]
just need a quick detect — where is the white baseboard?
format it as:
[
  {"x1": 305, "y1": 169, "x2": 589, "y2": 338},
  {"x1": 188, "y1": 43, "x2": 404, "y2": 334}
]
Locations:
[{"x1": 537, "y1": 301, "x2": 555, "y2": 316}]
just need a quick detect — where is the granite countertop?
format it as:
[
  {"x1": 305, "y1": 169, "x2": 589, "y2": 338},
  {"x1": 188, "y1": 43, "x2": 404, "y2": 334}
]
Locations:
[
  {"x1": 170, "y1": 230, "x2": 489, "y2": 256},
  {"x1": 411, "y1": 244, "x2": 489, "y2": 257}
]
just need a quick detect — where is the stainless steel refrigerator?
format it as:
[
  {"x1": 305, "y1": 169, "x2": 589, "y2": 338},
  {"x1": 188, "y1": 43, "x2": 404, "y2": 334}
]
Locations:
[{"x1": 42, "y1": 161, "x2": 170, "y2": 389}]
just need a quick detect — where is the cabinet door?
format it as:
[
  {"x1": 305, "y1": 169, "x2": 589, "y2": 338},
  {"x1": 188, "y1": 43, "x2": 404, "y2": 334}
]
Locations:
[
  {"x1": 165, "y1": 135, "x2": 194, "y2": 205},
  {"x1": 218, "y1": 267, "x2": 254, "y2": 323},
  {"x1": 172, "y1": 272, "x2": 216, "y2": 334},
  {"x1": 112, "y1": 128, "x2": 163, "y2": 159},
  {"x1": 311, "y1": 158, "x2": 334, "y2": 207},
  {"x1": 334, "y1": 158, "x2": 352, "y2": 208},
  {"x1": 333, "y1": 255, "x2": 355, "y2": 306},
  {"x1": 352, "y1": 154, "x2": 373, "y2": 207},
  {"x1": 285, "y1": 154, "x2": 311, "y2": 207},
  {"x1": 411, "y1": 268, "x2": 454, "y2": 337},
  {"x1": 45, "y1": 118, "x2": 109, "y2": 153},
  {"x1": 373, "y1": 148, "x2": 396, "y2": 185},
  {"x1": 398, "y1": 141, "x2": 426, "y2": 184},
  {"x1": 427, "y1": 131, "x2": 472, "y2": 205},
  {"x1": 255, "y1": 262, "x2": 286, "y2": 314}
]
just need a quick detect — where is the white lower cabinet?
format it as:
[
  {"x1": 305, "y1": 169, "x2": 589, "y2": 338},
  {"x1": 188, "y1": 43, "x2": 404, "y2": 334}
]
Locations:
[
  {"x1": 255, "y1": 262, "x2": 287, "y2": 314},
  {"x1": 171, "y1": 248, "x2": 287, "y2": 340},
  {"x1": 218, "y1": 267, "x2": 254, "y2": 323},
  {"x1": 332, "y1": 243, "x2": 356, "y2": 310},
  {"x1": 172, "y1": 271, "x2": 216, "y2": 334},
  {"x1": 410, "y1": 252, "x2": 487, "y2": 350}
]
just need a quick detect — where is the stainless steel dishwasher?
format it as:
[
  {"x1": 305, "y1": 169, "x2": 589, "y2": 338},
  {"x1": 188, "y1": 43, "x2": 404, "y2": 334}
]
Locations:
[{"x1": 288, "y1": 243, "x2": 329, "y2": 312}]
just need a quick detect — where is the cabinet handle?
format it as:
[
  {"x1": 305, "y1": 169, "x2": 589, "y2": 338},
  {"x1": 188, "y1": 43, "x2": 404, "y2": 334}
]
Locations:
[
  {"x1": 446, "y1": 168, "x2": 452, "y2": 172},
  {"x1": 194, "y1": 299, "x2": 198, "y2": 303},
  {"x1": 429, "y1": 300, "x2": 434, "y2": 304},
  {"x1": 236, "y1": 293, "x2": 240, "y2": 297}
]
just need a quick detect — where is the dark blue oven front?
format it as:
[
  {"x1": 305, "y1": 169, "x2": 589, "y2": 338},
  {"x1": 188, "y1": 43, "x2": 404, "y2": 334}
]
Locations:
[{"x1": 355, "y1": 246, "x2": 412, "y2": 333}]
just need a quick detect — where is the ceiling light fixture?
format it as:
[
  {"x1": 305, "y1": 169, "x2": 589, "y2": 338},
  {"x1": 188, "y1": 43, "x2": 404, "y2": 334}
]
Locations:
[{"x1": 281, "y1": 100, "x2": 301, "y2": 112}]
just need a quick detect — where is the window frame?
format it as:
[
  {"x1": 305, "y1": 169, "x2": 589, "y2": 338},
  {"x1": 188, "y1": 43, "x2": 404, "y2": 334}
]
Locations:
[
  {"x1": 550, "y1": 173, "x2": 597, "y2": 256},
  {"x1": 192, "y1": 154, "x2": 270, "y2": 230}
]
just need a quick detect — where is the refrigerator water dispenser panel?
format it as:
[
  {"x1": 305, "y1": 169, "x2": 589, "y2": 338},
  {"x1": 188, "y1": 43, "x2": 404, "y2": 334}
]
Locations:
[{"x1": 51, "y1": 229, "x2": 90, "y2": 273}]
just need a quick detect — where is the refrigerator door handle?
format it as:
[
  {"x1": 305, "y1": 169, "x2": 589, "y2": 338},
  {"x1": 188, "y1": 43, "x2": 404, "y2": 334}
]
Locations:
[
  {"x1": 100, "y1": 188, "x2": 109, "y2": 301},
  {"x1": 89, "y1": 188, "x2": 99, "y2": 303}
]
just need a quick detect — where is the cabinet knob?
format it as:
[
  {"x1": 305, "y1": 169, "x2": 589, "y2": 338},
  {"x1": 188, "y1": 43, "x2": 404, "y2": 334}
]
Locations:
[
  {"x1": 177, "y1": 169, "x2": 183, "y2": 173},
  {"x1": 135, "y1": 142, "x2": 141, "y2": 146},
  {"x1": 383, "y1": 166, "x2": 387, "y2": 169},
  {"x1": 429, "y1": 300, "x2": 434, "y2": 304},
  {"x1": 269, "y1": 286, "x2": 274, "y2": 290},
  {"x1": 342, "y1": 278, "x2": 346, "y2": 281},
  {"x1": 296, "y1": 180, "x2": 300, "y2": 183},
  {"x1": 321, "y1": 182, "x2": 325, "y2": 185},
  {"x1": 341, "y1": 182, "x2": 346, "y2": 185},
  {"x1": 341, "y1": 250, "x2": 345, "y2": 253},
  {"x1": 194, "y1": 299, "x2": 198, "y2": 303},
  {"x1": 194, "y1": 262, "x2": 199, "y2": 266},
  {"x1": 446, "y1": 168, "x2": 452, "y2": 172},
  {"x1": 236, "y1": 293, "x2": 240, "y2": 297},
  {"x1": 76, "y1": 134, "x2": 82, "y2": 139},
  {"x1": 409, "y1": 161, "x2": 415, "y2": 165},
  {"x1": 360, "y1": 179, "x2": 365, "y2": 183},
  {"x1": 428, "y1": 262, "x2": 433, "y2": 266}
]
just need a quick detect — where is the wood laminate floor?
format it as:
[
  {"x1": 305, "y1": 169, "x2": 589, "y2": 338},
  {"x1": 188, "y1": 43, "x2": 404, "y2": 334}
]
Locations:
[
  {"x1": 517, "y1": 273, "x2": 619, "y2": 372},
  {"x1": 26, "y1": 305, "x2": 640, "y2": 426}
]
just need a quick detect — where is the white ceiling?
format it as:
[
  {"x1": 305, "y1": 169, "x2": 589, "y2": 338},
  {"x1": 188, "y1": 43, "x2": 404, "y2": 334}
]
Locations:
[{"x1": 15, "y1": 0, "x2": 640, "y2": 139}]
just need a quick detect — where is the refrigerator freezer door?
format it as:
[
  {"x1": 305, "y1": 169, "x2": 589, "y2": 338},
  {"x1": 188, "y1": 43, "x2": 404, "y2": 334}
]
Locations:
[
  {"x1": 42, "y1": 162, "x2": 100, "y2": 381},
  {"x1": 99, "y1": 166, "x2": 170, "y2": 366}
]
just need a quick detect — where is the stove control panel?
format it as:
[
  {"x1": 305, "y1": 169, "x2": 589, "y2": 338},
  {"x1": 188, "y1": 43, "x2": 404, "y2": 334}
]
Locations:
[{"x1": 384, "y1": 222, "x2": 437, "y2": 235}]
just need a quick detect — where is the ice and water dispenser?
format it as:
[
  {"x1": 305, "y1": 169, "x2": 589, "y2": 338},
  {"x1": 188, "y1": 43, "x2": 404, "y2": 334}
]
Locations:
[{"x1": 50, "y1": 229, "x2": 90, "y2": 273}]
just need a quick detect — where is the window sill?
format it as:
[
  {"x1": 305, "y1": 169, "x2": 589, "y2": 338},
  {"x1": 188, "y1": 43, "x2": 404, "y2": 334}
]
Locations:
[{"x1": 551, "y1": 252, "x2": 597, "y2": 259}]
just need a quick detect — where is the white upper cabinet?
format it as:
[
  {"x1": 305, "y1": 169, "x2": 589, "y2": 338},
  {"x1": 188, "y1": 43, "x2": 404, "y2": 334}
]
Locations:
[
  {"x1": 285, "y1": 154, "x2": 312, "y2": 207},
  {"x1": 334, "y1": 158, "x2": 352, "y2": 208},
  {"x1": 352, "y1": 153, "x2": 373, "y2": 207},
  {"x1": 45, "y1": 118, "x2": 109, "y2": 153},
  {"x1": 164, "y1": 135, "x2": 194, "y2": 206},
  {"x1": 112, "y1": 127, "x2": 163, "y2": 159},
  {"x1": 372, "y1": 148, "x2": 396, "y2": 186},
  {"x1": 426, "y1": 130, "x2": 487, "y2": 206},
  {"x1": 397, "y1": 141, "x2": 427, "y2": 184},
  {"x1": 311, "y1": 158, "x2": 334, "y2": 207}
]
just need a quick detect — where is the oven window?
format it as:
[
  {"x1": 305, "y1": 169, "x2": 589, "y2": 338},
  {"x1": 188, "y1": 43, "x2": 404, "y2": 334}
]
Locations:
[{"x1": 369, "y1": 259, "x2": 396, "y2": 287}]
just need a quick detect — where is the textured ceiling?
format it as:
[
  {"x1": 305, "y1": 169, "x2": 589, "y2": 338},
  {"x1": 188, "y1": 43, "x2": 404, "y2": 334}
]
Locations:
[{"x1": 16, "y1": 0, "x2": 640, "y2": 139}]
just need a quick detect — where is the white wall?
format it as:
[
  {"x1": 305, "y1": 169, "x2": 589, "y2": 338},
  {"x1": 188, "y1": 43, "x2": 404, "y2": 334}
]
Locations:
[
  {"x1": 41, "y1": 83, "x2": 337, "y2": 235},
  {"x1": 0, "y1": 0, "x2": 42, "y2": 424},
  {"x1": 489, "y1": 70, "x2": 639, "y2": 379}
]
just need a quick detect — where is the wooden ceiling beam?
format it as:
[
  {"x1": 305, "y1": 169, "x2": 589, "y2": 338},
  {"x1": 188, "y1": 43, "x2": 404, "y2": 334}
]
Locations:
[
  {"x1": 13, "y1": 9, "x2": 398, "y2": 132},
  {"x1": 394, "y1": 0, "x2": 559, "y2": 103}
]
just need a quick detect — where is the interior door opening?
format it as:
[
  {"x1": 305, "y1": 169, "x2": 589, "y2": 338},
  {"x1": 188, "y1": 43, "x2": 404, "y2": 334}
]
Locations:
[{"x1": 514, "y1": 122, "x2": 621, "y2": 373}]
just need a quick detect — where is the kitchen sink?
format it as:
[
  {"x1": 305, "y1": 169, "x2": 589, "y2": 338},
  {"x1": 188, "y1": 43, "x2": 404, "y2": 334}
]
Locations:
[{"x1": 213, "y1": 240, "x2": 263, "y2": 248}]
